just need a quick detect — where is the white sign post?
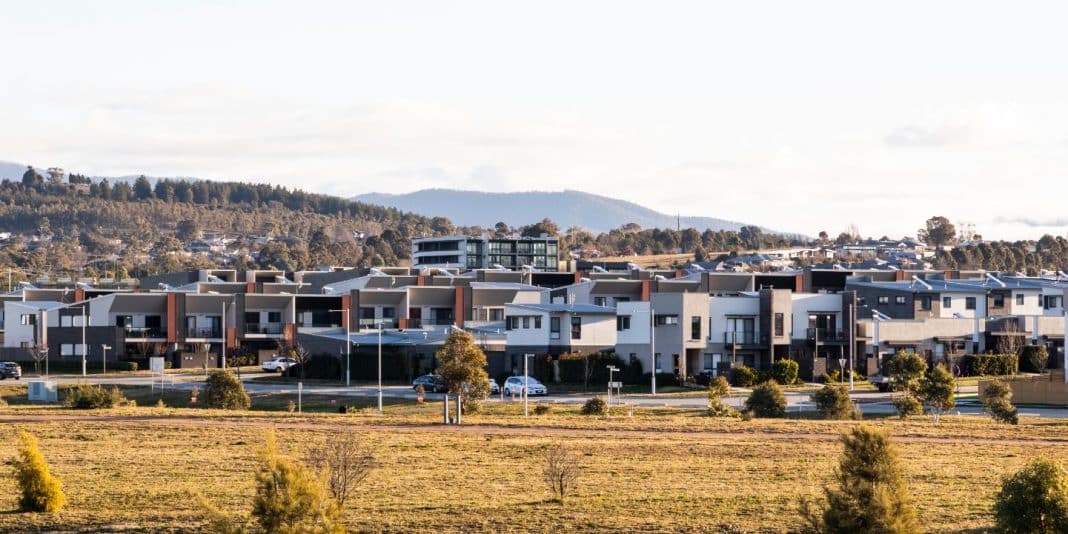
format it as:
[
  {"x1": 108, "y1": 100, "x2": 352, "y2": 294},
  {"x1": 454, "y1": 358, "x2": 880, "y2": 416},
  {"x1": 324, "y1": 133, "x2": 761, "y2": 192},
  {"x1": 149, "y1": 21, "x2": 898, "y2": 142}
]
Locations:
[{"x1": 150, "y1": 356, "x2": 165, "y2": 391}]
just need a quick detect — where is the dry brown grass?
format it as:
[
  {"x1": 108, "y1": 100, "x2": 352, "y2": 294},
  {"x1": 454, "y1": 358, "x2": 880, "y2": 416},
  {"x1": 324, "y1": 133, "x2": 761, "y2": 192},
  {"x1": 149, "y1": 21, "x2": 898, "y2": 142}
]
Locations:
[{"x1": 0, "y1": 389, "x2": 1065, "y2": 532}]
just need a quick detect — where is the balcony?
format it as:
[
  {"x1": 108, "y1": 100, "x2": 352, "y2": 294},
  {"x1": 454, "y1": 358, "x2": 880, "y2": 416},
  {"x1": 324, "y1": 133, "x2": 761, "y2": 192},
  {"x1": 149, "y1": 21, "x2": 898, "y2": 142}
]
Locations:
[
  {"x1": 124, "y1": 326, "x2": 167, "y2": 339},
  {"x1": 187, "y1": 327, "x2": 222, "y2": 339},
  {"x1": 807, "y1": 328, "x2": 847, "y2": 344},
  {"x1": 245, "y1": 323, "x2": 284, "y2": 336},
  {"x1": 723, "y1": 331, "x2": 764, "y2": 346}
]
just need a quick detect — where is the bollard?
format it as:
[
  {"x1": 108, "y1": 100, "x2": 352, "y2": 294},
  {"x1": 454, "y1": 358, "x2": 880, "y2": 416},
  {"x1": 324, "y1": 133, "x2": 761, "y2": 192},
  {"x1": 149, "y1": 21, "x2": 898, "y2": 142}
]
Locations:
[
  {"x1": 443, "y1": 395, "x2": 450, "y2": 424},
  {"x1": 456, "y1": 395, "x2": 462, "y2": 426}
]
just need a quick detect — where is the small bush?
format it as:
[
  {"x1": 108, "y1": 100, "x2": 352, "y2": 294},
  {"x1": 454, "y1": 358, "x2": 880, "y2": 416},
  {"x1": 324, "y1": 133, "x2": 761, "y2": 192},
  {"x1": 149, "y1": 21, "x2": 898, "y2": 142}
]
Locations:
[
  {"x1": 994, "y1": 458, "x2": 1068, "y2": 533},
  {"x1": 960, "y1": 354, "x2": 1018, "y2": 376},
  {"x1": 745, "y1": 381, "x2": 786, "y2": 418},
  {"x1": 0, "y1": 395, "x2": 8, "y2": 408},
  {"x1": 1020, "y1": 346, "x2": 1050, "y2": 373},
  {"x1": 543, "y1": 444, "x2": 580, "y2": 503},
  {"x1": 581, "y1": 396, "x2": 609, "y2": 416},
  {"x1": 204, "y1": 370, "x2": 251, "y2": 410},
  {"x1": 12, "y1": 431, "x2": 66, "y2": 513},
  {"x1": 982, "y1": 379, "x2": 1019, "y2": 425},
  {"x1": 708, "y1": 399, "x2": 740, "y2": 418},
  {"x1": 533, "y1": 404, "x2": 552, "y2": 416},
  {"x1": 731, "y1": 365, "x2": 758, "y2": 387},
  {"x1": 770, "y1": 359, "x2": 800, "y2": 385},
  {"x1": 823, "y1": 369, "x2": 840, "y2": 383},
  {"x1": 891, "y1": 393, "x2": 922, "y2": 419},
  {"x1": 64, "y1": 384, "x2": 130, "y2": 409},
  {"x1": 707, "y1": 376, "x2": 730, "y2": 400},
  {"x1": 252, "y1": 431, "x2": 343, "y2": 532},
  {"x1": 811, "y1": 385, "x2": 857, "y2": 420}
]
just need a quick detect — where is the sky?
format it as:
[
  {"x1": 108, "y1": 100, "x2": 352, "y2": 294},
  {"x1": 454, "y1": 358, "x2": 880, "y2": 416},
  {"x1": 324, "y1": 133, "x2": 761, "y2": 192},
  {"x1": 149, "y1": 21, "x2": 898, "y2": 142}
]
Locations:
[{"x1": 2, "y1": 1, "x2": 1067, "y2": 240}]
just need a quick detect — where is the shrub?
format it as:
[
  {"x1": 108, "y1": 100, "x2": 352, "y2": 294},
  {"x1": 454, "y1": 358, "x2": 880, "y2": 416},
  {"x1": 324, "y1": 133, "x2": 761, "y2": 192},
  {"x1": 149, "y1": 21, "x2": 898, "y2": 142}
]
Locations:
[
  {"x1": 960, "y1": 354, "x2": 1018, "y2": 376},
  {"x1": 811, "y1": 385, "x2": 856, "y2": 420},
  {"x1": 12, "y1": 431, "x2": 66, "y2": 513},
  {"x1": 745, "y1": 381, "x2": 786, "y2": 418},
  {"x1": 64, "y1": 384, "x2": 130, "y2": 409},
  {"x1": 708, "y1": 399, "x2": 740, "y2": 418},
  {"x1": 801, "y1": 425, "x2": 919, "y2": 533},
  {"x1": 204, "y1": 370, "x2": 251, "y2": 410},
  {"x1": 533, "y1": 404, "x2": 553, "y2": 416},
  {"x1": 707, "y1": 375, "x2": 739, "y2": 417},
  {"x1": 731, "y1": 365, "x2": 758, "y2": 387},
  {"x1": 581, "y1": 396, "x2": 609, "y2": 416},
  {"x1": 542, "y1": 444, "x2": 580, "y2": 503},
  {"x1": 982, "y1": 379, "x2": 1019, "y2": 425},
  {"x1": 994, "y1": 459, "x2": 1068, "y2": 533},
  {"x1": 0, "y1": 395, "x2": 8, "y2": 408},
  {"x1": 1020, "y1": 346, "x2": 1050, "y2": 373},
  {"x1": 886, "y1": 350, "x2": 926, "y2": 393},
  {"x1": 823, "y1": 369, "x2": 841, "y2": 383},
  {"x1": 303, "y1": 431, "x2": 375, "y2": 508},
  {"x1": 918, "y1": 364, "x2": 956, "y2": 422},
  {"x1": 707, "y1": 376, "x2": 730, "y2": 400},
  {"x1": 891, "y1": 393, "x2": 922, "y2": 419},
  {"x1": 770, "y1": 359, "x2": 800, "y2": 385},
  {"x1": 252, "y1": 431, "x2": 343, "y2": 533}
]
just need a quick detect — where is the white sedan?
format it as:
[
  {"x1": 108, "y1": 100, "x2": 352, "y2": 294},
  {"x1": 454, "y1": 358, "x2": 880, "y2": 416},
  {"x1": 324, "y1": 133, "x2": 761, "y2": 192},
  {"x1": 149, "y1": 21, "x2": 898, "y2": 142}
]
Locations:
[
  {"x1": 261, "y1": 356, "x2": 297, "y2": 372},
  {"x1": 503, "y1": 376, "x2": 547, "y2": 396}
]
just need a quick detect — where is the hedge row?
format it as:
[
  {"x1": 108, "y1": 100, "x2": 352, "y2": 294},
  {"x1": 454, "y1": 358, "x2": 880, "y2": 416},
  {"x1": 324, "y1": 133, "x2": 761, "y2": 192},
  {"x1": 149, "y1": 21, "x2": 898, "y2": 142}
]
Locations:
[{"x1": 959, "y1": 354, "x2": 1018, "y2": 377}]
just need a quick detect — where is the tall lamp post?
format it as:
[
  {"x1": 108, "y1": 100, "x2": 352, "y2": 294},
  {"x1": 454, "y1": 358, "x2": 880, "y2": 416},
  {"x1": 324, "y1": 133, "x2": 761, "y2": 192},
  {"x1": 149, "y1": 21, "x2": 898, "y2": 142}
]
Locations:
[
  {"x1": 81, "y1": 306, "x2": 89, "y2": 377},
  {"x1": 329, "y1": 308, "x2": 352, "y2": 387},
  {"x1": 101, "y1": 344, "x2": 111, "y2": 374},
  {"x1": 523, "y1": 353, "x2": 535, "y2": 417},
  {"x1": 650, "y1": 307, "x2": 657, "y2": 395},
  {"x1": 376, "y1": 319, "x2": 384, "y2": 413}
]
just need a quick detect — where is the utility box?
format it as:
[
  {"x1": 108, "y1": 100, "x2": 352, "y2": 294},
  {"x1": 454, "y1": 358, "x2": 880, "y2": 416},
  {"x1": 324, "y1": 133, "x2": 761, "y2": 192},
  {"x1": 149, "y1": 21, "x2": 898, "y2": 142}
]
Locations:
[{"x1": 27, "y1": 381, "x2": 58, "y2": 403}]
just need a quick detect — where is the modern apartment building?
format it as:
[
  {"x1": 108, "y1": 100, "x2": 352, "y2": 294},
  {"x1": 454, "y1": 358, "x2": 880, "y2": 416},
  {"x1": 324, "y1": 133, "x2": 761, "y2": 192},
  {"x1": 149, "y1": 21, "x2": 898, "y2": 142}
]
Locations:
[{"x1": 411, "y1": 235, "x2": 559, "y2": 271}]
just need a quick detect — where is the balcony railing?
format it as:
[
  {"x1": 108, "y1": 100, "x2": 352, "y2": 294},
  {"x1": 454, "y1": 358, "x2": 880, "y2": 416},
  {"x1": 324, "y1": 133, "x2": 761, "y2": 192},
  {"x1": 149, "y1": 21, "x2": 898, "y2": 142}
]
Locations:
[
  {"x1": 807, "y1": 328, "x2": 847, "y2": 343},
  {"x1": 723, "y1": 331, "x2": 762, "y2": 345},
  {"x1": 188, "y1": 327, "x2": 221, "y2": 338},
  {"x1": 124, "y1": 326, "x2": 166, "y2": 339},
  {"x1": 246, "y1": 323, "x2": 283, "y2": 335}
]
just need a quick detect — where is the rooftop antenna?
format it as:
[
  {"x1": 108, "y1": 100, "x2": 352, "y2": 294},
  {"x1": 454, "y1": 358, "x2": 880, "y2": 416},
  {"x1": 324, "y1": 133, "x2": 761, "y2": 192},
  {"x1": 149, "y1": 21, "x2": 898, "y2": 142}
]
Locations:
[
  {"x1": 985, "y1": 273, "x2": 1006, "y2": 288},
  {"x1": 910, "y1": 275, "x2": 933, "y2": 290}
]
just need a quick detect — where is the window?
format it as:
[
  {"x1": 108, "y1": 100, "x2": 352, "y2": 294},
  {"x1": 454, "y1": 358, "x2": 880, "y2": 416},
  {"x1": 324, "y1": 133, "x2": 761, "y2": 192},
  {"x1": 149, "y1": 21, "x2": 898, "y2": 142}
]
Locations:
[
  {"x1": 268, "y1": 311, "x2": 282, "y2": 323},
  {"x1": 654, "y1": 314, "x2": 679, "y2": 326},
  {"x1": 857, "y1": 296, "x2": 867, "y2": 306},
  {"x1": 943, "y1": 297, "x2": 952, "y2": 308},
  {"x1": 522, "y1": 317, "x2": 530, "y2": 329},
  {"x1": 382, "y1": 308, "x2": 395, "y2": 319},
  {"x1": 895, "y1": 296, "x2": 906, "y2": 305},
  {"x1": 550, "y1": 317, "x2": 560, "y2": 339},
  {"x1": 116, "y1": 315, "x2": 133, "y2": 328},
  {"x1": 616, "y1": 316, "x2": 631, "y2": 331},
  {"x1": 534, "y1": 316, "x2": 542, "y2": 329},
  {"x1": 965, "y1": 297, "x2": 976, "y2": 310},
  {"x1": 245, "y1": 311, "x2": 259, "y2": 324},
  {"x1": 691, "y1": 316, "x2": 701, "y2": 340},
  {"x1": 993, "y1": 294, "x2": 1005, "y2": 308},
  {"x1": 507, "y1": 316, "x2": 518, "y2": 330},
  {"x1": 1016, "y1": 294, "x2": 1025, "y2": 306},
  {"x1": 774, "y1": 313, "x2": 784, "y2": 336},
  {"x1": 20, "y1": 314, "x2": 34, "y2": 325},
  {"x1": 570, "y1": 316, "x2": 582, "y2": 339},
  {"x1": 1045, "y1": 296, "x2": 1060, "y2": 310},
  {"x1": 920, "y1": 296, "x2": 932, "y2": 310},
  {"x1": 877, "y1": 296, "x2": 889, "y2": 305},
  {"x1": 593, "y1": 297, "x2": 607, "y2": 307},
  {"x1": 359, "y1": 307, "x2": 375, "y2": 319}
]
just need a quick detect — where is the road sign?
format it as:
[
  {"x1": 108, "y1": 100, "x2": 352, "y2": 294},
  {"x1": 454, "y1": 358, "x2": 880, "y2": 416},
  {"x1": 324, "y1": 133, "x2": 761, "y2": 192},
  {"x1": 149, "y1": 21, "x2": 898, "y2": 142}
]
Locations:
[
  {"x1": 608, "y1": 381, "x2": 623, "y2": 388},
  {"x1": 838, "y1": 358, "x2": 847, "y2": 370},
  {"x1": 149, "y1": 356, "x2": 165, "y2": 372}
]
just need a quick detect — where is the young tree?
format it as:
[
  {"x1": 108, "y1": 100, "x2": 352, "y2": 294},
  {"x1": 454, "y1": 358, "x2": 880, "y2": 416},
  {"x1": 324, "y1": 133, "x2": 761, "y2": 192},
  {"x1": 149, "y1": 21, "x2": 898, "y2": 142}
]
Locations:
[
  {"x1": 252, "y1": 430, "x2": 343, "y2": 533},
  {"x1": 801, "y1": 425, "x2": 919, "y2": 533},
  {"x1": 542, "y1": 443, "x2": 580, "y2": 503},
  {"x1": 918, "y1": 364, "x2": 956, "y2": 423},
  {"x1": 745, "y1": 381, "x2": 787, "y2": 418},
  {"x1": 919, "y1": 216, "x2": 957, "y2": 249},
  {"x1": 303, "y1": 431, "x2": 376, "y2": 507},
  {"x1": 204, "y1": 370, "x2": 251, "y2": 410},
  {"x1": 435, "y1": 330, "x2": 490, "y2": 411},
  {"x1": 12, "y1": 430, "x2": 66, "y2": 513},
  {"x1": 995, "y1": 459, "x2": 1068, "y2": 533},
  {"x1": 708, "y1": 376, "x2": 739, "y2": 418},
  {"x1": 886, "y1": 350, "x2": 926, "y2": 418},
  {"x1": 982, "y1": 379, "x2": 1019, "y2": 425},
  {"x1": 811, "y1": 385, "x2": 858, "y2": 420}
]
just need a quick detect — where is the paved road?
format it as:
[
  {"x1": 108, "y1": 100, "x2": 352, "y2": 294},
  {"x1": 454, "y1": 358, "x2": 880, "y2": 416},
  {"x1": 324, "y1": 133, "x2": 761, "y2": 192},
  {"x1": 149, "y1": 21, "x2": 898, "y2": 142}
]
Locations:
[{"x1": 18, "y1": 372, "x2": 1068, "y2": 418}]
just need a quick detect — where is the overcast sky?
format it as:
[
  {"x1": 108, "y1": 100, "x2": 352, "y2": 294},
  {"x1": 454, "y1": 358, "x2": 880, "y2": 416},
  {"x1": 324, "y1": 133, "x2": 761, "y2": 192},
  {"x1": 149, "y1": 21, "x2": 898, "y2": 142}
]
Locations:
[{"x1": 2, "y1": 1, "x2": 1067, "y2": 240}]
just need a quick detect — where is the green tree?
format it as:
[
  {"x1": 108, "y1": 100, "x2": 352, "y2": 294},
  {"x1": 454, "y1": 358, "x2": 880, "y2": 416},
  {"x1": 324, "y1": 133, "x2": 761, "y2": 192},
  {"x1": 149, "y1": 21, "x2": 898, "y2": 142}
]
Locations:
[
  {"x1": 886, "y1": 350, "x2": 926, "y2": 418},
  {"x1": 982, "y1": 379, "x2": 1019, "y2": 425},
  {"x1": 133, "y1": 175, "x2": 153, "y2": 200},
  {"x1": 204, "y1": 370, "x2": 251, "y2": 410},
  {"x1": 920, "y1": 216, "x2": 956, "y2": 249},
  {"x1": 994, "y1": 459, "x2": 1068, "y2": 533},
  {"x1": 11, "y1": 430, "x2": 66, "y2": 513},
  {"x1": 21, "y1": 166, "x2": 43, "y2": 188},
  {"x1": 434, "y1": 330, "x2": 490, "y2": 412},
  {"x1": 811, "y1": 385, "x2": 857, "y2": 420},
  {"x1": 175, "y1": 218, "x2": 201, "y2": 242},
  {"x1": 745, "y1": 381, "x2": 786, "y2": 418},
  {"x1": 801, "y1": 425, "x2": 920, "y2": 533},
  {"x1": 520, "y1": 218, "x2": 560, "y2": 238},
  {"x1": 918, "y1": 364, "x2": 956, "y2": 423},
  {"x1": 252, "y1": 430, "x2": 343, "y2": 533}
]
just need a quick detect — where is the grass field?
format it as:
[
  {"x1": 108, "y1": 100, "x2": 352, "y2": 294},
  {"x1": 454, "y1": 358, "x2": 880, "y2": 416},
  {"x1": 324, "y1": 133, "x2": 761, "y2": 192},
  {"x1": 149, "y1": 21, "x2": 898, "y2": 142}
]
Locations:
[{"x1": 1, "y1": 386, "x2": 1066, "y2": 532}]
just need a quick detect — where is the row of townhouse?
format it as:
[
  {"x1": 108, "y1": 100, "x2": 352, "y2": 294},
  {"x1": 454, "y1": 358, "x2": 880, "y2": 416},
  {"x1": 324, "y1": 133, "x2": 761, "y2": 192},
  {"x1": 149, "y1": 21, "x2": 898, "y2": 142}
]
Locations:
[{"x1": 1, "y1": 260, "x2": 1066, "y2": 383}]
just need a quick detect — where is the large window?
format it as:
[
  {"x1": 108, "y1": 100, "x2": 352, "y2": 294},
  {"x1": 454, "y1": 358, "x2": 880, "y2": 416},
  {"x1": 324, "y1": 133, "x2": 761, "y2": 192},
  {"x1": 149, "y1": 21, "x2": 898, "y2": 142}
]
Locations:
[
  {"x1": 920, "y1": 296, "x2": 932, "y2": 310},
  {"x1": 245, "y1": 311, "x2": 259, "y2": 324},
  {"x1": 965, "y1": 297, "x2": 976, "y2": 310},
  {"x1": 943, "y1": 296, "x2": 952, "y2": 308},
  {"x1": 691, "y1": 316, "x2": 701, "y2": 340},
  {"x1": 993, "y1": 294, "x2": 1005, "y2": 308},
  {"x1": 774, "y1": 313, "x2": 784, "y2": 336},
  {"x1": 268, "y1": 311, "x2": 282, "y2": 323},
  {"x1": 616, "y1": 315, "x2": 631, "y2": 331},
  {"x1": 570, "y1": 316, "x2": 582, "y2": 339},
  {"x1": 655, "y1": 314, "x2": 679, "y2": 326},
  {"x1": 1016, "y1": 294, "x2": 1025, "y2": 305},
  {"x1": 550, "y1": 317, "x2": 561, "y2": 339}
]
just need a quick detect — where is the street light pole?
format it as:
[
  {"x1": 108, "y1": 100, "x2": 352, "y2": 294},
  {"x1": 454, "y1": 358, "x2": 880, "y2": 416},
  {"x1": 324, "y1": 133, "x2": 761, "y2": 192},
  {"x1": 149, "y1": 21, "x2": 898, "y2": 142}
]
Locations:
[
  {"x1": 650, "y1": 306, "x2": 657, "y2": 396},
  {"x1": 377, "y1": 319, "x2": 383, "y2": 413},
  {"x1": 81, "y1": 307, "x2": 87, "y2": 377},
  {"x1": 523, "y1": 353, "x2": 534, "y2": 416},
  {"x1": 221, "y1": 300, "x2": 227, "y2": 370}
]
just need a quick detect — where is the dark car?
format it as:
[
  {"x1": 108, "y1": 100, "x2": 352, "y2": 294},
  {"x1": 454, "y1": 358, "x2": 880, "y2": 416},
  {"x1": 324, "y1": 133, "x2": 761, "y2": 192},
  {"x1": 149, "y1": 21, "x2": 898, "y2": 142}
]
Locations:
[
  {"x1": 412, "y1": 374, "x2": 446, "y2": 393},
  {"x1": 0, "y1": 362, "x2": 22, "y2": 380}
]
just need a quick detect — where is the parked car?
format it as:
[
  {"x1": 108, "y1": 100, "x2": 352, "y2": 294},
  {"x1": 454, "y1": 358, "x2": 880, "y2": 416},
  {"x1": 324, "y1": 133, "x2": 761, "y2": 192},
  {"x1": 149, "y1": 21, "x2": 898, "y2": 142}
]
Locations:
[
  {"x1": 503, "y1": 376, "x2": 547, "y2": 396},
  {"x1": 0, "y1": 362, "x2": 21, "y2": 380},
  {"x1": 261, "y1": 356, "x2": 297, "y2": 373},
  {"x1": 412, "y1": 374, "x2": 446, "y2": 393},
  {"x1": 488, "y1": 378, "x2": 499, "y2": 395}
]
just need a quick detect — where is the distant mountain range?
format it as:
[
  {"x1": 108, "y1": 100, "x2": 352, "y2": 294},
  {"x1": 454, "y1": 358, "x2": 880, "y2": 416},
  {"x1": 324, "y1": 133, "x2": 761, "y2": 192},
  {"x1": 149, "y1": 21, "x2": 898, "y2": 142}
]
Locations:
[{"x1": 354, "y1": 189, "x2": 783, "y2": 234}]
